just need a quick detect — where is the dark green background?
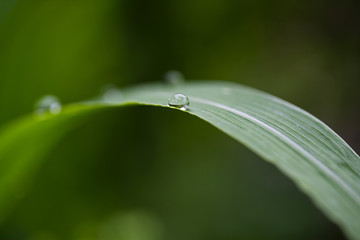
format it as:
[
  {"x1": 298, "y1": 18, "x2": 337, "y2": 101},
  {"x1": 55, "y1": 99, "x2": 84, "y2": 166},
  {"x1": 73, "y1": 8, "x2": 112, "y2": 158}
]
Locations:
[{"x1": 0, "y1": 0, "x2": 359, "y2": 239}]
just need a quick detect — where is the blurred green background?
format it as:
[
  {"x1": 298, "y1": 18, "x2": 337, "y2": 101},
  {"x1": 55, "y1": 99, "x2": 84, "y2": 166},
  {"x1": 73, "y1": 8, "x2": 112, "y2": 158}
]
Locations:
[{"x1": 0, "y1": 0, "x2": 359, "y2": 239}]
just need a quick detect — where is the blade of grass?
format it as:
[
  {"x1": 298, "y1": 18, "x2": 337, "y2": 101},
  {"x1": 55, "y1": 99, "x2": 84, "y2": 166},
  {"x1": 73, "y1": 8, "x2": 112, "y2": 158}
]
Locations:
[{"x1": 0, "y1": 81, "x2": 359, "y2": 239}]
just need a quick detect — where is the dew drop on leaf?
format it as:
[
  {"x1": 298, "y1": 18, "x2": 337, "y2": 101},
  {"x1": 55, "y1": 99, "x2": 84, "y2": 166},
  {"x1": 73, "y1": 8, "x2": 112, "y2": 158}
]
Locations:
[
  {"x1": 164, "y1": 70, "x2": 185, "y2": 85},
  {"x1": 34, "y1": 95, "x2": 62, "y2": 116},
  {"x1": 168, "y1": 93, "x2": 190, "y2": 110},
  {"x1": 101, "y1": 84, "x2": 123, "y2": 103}
]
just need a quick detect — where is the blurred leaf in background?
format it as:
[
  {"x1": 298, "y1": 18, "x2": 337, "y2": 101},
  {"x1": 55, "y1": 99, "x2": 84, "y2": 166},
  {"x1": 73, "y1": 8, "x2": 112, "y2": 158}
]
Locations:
[
  {"x1": 0, "y1": 0, "x2": 125, "y2": 124},
  {"x1": 0, "y1": 0, "x2": 359, "y2": 239}
]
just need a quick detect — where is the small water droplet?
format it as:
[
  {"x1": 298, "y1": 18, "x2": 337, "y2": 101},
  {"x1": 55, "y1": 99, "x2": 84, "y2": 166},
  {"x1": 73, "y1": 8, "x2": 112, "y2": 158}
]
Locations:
[
  {"x1": 164, "y1": 70, "x2": 185, "y2": 85},
  {"x1": 168, "y1": 93, "x2": 190, "y2": 110},
  {"x1": 34, "y1": 95, "x2": 62, "y2": 116},
  {"x1": 101, "y1": 84, "x2": 123, "y2": 103}
]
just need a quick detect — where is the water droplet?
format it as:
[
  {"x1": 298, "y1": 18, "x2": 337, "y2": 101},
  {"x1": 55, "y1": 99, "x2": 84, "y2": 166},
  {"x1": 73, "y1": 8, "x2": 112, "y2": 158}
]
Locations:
[
  {"x1": 168, "y1": 93, "x2": 190, "y2": 110},
  {"x1": 164, "y1": 70, "x2": 185, "y2": 85},
  {"x1": 34, "y1": 95, "x2": 62, "y2": 116},
  {"x1": 101, "y1": 84, "x2": 123, "y2": 103}
]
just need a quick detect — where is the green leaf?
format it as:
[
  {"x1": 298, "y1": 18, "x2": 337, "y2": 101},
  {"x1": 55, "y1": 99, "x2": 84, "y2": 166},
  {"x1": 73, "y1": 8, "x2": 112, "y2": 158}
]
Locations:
[{"x1": 0, "y1": 81, "x2": 359, "y2": 239}]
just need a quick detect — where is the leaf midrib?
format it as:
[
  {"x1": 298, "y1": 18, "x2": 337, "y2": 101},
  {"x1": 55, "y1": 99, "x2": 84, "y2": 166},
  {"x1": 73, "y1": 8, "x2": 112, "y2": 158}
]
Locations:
[{"x1": 188, "y1": 96, "x2": 360, "y2": 204}]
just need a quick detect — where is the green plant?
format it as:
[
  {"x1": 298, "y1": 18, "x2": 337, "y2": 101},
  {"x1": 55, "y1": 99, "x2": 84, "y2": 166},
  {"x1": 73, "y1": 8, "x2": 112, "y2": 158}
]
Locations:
[{"x1": 0, "y1": 81, "x2": 359, "y2": 239}]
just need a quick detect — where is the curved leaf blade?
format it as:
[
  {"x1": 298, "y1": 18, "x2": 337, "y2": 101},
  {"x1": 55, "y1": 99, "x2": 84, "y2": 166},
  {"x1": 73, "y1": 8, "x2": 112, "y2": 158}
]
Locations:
[{"x1": 0, "y1": 81, "x2": 359, "y2": 238}]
